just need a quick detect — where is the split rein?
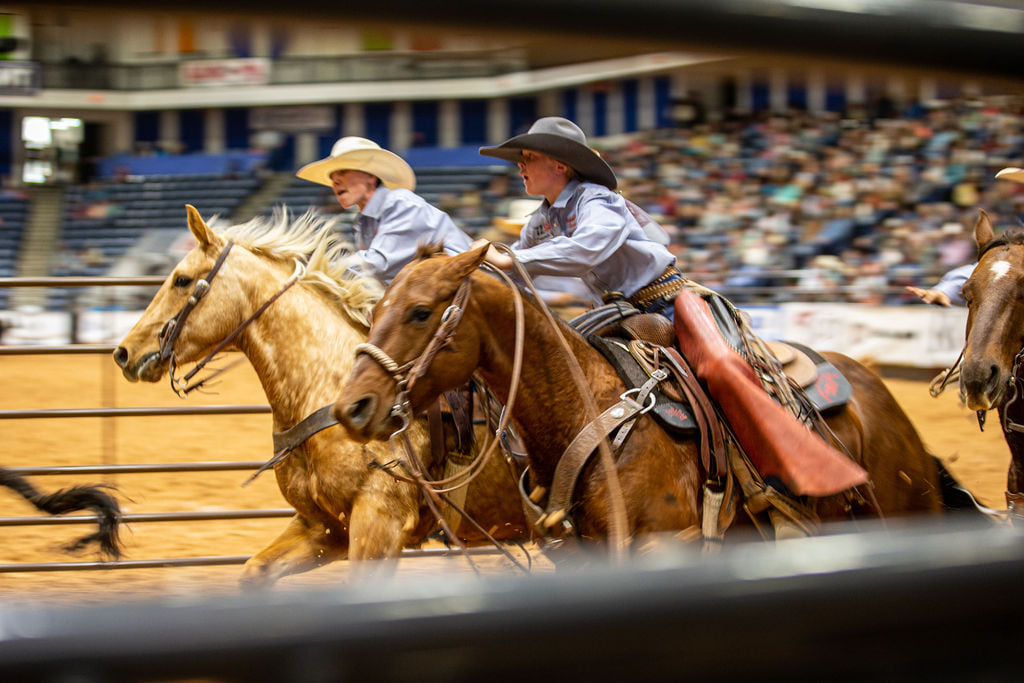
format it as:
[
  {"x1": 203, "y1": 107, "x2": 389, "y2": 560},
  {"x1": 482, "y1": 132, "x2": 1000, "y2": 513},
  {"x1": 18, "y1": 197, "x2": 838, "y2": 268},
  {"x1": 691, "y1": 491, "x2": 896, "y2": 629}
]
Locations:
[
  {"x1": 354, "y1": 245, "x2": 630, "y2": 561},
  {"x1": 157, "y1": 240, "x2": 300, "y2": 397},
  {"x1": 353, "y1": 266, "x2": 530, "y2": 572}
]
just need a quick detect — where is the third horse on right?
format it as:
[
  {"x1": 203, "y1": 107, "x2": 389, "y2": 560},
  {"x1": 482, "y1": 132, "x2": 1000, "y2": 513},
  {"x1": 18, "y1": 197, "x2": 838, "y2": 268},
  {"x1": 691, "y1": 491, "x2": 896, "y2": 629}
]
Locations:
[{"x1": 957, "y1": 188, "x2": 1024, "y2": 520}]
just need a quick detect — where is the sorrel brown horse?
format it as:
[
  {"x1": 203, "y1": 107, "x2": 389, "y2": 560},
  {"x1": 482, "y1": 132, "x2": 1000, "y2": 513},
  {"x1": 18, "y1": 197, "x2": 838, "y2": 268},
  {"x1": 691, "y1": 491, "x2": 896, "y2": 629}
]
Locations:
[
  {"x1": 1, "y1": 467, "x2": 122, "y2": 558},
  {"x1": 113, "y1": 207, "x2": 525, "y2": 587},
  {"x1": 335, "y1": 245, "x2": 947, "y2": 548},
  {"x1": 957, "y1": 210, "x2": 1024, "y2": 519}
]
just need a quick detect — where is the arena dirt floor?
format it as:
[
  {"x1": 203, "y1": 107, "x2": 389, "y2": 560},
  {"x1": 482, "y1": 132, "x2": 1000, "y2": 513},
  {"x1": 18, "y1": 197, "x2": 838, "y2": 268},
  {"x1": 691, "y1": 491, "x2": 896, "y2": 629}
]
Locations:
[{"x1": 0, "y1": 352, "x2": 1011, "y2": 606}]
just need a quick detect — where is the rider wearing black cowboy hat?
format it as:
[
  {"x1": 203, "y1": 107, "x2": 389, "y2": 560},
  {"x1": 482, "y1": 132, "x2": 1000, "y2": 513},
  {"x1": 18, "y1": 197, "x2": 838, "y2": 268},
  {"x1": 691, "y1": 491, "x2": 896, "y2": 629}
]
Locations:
[{"x1": 472, "y1": 116, "x2": 681, "y2": 317}]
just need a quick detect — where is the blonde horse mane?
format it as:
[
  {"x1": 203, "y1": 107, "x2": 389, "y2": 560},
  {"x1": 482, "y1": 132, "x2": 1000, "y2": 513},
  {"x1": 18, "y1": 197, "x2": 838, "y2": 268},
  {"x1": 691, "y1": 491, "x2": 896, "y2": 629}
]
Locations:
[{"x1": 214, "y1": 207, "x2": 382, "y2": 327}]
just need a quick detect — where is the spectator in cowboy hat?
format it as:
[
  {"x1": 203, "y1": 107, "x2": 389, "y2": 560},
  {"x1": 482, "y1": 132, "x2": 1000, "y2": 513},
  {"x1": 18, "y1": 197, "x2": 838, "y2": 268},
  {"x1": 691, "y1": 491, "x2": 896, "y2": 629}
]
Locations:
[
  {"x1": 297, "y1": 137, "x2": 472, "y2": 283},
  {"x1": 906, "y1": 167, "x2": 1024, "y2": 306},
  {"x1": 473, "y1": 116, "x2": 682, "y2": 319}
]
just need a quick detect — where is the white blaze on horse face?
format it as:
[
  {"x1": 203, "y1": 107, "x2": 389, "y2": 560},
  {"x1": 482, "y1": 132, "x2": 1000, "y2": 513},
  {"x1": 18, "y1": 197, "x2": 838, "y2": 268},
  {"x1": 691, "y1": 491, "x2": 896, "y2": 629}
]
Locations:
[
  {"x1": 381, "y1": 297, "x2": 392, "y2": 307},
  {"x1": 990, "y1": 260, "x2": 1011, "y2": 280}
]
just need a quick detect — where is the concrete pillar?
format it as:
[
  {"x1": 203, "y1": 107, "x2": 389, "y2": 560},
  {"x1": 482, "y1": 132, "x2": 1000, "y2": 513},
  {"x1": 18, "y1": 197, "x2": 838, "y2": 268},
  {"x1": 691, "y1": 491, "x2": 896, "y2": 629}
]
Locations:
[
  {"x1": 847, "y1": 71, "x2": 866, "y2": 106},
  {"x1": 487, "y1": 98, "x2": 509, "y2": 144},
  {"x1": 734, "y1": 69, "x2": 753, "y2": 114},
  {"x1": 638, "y1": 76, "x2": 656, "y2": 130},
  {"x1": 343, "y1": 102, "x2": 365, "y2": 137},
  {"x1": 294, "y1": 132, "x2": 318, "y2": 166},
  {"x1": 439, "y1": 100, "x2": 459, "y2": 148},
  {"x1": 769, "y1": 67, "x2": 787, "y2": 113},
  {"x1": 391, "y1": 100, "x2": 412, "y2": 152},
  {"x1": 204, "y1": 108, "x2": 225, "y2": 154},
  {"x1": 576, "y1": 90, "x2": 594, "y2": 137},
  {"x1": 159, "y1": 110, "x2": 179, "y2": 151},
  {"x1": 607, "y1": 83, "x2": 625, "y2": 136},
  {"x1": 537, "y1": 90, "x2": 559, "y2": 118},
  {"x1": 807, "y1": 69, "x2": 826, "y2": 115}
]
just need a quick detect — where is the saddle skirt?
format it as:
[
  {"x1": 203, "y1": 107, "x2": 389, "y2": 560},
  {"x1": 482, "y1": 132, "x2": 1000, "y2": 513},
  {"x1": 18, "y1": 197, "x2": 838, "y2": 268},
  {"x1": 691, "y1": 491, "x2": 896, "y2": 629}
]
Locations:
[{"x1": 764, "y1": 340, "x2": 852, "y2": 414}]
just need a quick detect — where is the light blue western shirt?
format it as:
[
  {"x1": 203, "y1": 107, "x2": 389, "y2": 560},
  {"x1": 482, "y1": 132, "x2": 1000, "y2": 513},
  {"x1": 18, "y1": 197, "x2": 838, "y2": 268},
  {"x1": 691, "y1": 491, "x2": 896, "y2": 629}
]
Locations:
[
  {"x1": 510, "y1": 180, "x2": 676, "y2": 300},
  {"x1": 351, "y1": 186, "x2": 472, "y2": 283},
  {"x1": 932, "y1": 262, "x2": 976, "y2": 306}
]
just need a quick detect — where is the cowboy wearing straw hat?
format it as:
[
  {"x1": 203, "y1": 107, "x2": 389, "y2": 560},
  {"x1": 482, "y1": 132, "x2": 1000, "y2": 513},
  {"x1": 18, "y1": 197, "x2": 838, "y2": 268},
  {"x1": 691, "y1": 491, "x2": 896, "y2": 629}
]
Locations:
[
  {"x1": 297, "y1": 137, "x2": 472, "y2": 283},
  {"x1": 473, "y1": 117, "x2": 682, "y2": 318},
  {"x1": 907, "y1": 166, "x2": 1024, "y2": 306}
]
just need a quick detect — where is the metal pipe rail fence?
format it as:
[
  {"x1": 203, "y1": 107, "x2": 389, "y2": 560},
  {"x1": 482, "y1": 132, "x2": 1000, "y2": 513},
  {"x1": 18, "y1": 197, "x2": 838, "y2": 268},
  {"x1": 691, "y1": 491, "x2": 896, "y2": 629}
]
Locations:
[{"x1": 0, "y1": 275, "x2": 514, "y2": 574}]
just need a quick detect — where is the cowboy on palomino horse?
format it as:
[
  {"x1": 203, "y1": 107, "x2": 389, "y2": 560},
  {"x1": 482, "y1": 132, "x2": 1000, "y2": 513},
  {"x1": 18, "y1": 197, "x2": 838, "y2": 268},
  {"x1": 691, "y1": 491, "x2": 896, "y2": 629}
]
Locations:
[{"x1": 471, "y1": 116, "x2": 867, "y2": 504}]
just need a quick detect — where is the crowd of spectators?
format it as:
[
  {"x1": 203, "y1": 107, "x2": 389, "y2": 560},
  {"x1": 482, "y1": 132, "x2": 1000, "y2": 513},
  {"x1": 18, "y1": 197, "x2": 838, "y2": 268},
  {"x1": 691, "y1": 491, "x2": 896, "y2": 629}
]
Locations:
[
  {"x1": 580, "y1": 94, "x2": 1024, "y2": 304},
  {"x1": 50, "y1": 94, "x2": 1024, "y2": 307}
]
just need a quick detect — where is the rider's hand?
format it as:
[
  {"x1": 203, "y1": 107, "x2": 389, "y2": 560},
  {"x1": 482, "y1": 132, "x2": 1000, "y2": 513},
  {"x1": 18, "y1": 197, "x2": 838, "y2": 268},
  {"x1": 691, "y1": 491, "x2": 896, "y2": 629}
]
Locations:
[
  {"x1": 905, "y1": 286, "x2": 951, "y2": 307},
  {"x1": 471, "y1": 238, "x2": 514, "y2": 271}
]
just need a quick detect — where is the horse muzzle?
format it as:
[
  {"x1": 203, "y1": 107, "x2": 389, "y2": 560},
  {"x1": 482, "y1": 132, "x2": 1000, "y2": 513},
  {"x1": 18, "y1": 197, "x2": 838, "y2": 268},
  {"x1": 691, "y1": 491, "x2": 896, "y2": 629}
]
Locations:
[{"x1": 113, "y1": 348, "x2": 164, "y2": 383}]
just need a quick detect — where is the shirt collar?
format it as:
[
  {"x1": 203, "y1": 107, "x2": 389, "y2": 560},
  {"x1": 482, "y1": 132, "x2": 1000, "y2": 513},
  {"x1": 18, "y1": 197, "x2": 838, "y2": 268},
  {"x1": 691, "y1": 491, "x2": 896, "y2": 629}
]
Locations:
[
  {"x1": 360, "y1": 185, "x2": 390, "y2": 219},
  {"x1": 549, "y1": 179, "x2": 580, "y2": 209}
]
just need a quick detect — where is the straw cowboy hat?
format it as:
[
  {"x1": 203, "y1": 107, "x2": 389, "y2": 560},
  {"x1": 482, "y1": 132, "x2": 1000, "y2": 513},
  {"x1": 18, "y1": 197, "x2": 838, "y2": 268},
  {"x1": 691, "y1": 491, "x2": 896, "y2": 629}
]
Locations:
[
  {"x1": 296, "y1": 137, "x2": 416, "y2": 191},
  {"x1": 492, "y1": 198, "x2": 542, "y2": 237},
  {"x1": 996, "y1": 167, "x2": 1024, "y2": 184},
  {"x1": 480, "y1": 117, "x2": 617, "y2": 190}
]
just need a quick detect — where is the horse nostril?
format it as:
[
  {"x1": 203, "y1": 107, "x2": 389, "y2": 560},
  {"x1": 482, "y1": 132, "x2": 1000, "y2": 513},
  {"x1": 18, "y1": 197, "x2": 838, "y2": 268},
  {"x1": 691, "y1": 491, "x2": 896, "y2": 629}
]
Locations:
[
  {"x1": 112, "y1": 347, "x2": 129, "y2": 368},
  {"x1": 336, "y1": 395, "x2": 376, "y2": 431}
]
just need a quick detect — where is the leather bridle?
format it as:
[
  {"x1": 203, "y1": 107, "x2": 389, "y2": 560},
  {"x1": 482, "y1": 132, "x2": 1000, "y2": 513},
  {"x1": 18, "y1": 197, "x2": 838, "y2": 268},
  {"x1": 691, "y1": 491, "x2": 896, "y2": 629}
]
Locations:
[
  {"x1": 354, "y1": 274, "x2": 474, "y2": 439},
  {"x1": 157, "y1": 239, "x2": 299, "y2": 396}
]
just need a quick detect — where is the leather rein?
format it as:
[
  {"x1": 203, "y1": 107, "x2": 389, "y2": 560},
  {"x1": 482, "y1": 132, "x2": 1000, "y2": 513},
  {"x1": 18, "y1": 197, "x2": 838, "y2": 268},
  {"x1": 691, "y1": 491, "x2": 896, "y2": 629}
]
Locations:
[
  {"x1": 355, "y1": 247, "x2": 631, "y2": 560},
  {"x1": 354, "y1": 271, "x2": 532, "y2": 573},
  {"x1": 157, "y1": 240, "x2": 299, "y2": 398}
]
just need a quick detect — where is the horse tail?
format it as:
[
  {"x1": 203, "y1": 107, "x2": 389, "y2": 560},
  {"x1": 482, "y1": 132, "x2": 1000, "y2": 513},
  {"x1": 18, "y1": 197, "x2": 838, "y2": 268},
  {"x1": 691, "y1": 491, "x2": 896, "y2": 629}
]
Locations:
[{"x1": 0, "y1": 467, "x2": 123, "y2": 559}]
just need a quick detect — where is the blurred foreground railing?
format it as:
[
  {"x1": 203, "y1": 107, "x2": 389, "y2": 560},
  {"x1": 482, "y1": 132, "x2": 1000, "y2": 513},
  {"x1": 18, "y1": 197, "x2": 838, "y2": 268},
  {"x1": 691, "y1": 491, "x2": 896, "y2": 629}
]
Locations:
[{"x1": 0, "y1": 519, "x2": 1020, "y2": 681}]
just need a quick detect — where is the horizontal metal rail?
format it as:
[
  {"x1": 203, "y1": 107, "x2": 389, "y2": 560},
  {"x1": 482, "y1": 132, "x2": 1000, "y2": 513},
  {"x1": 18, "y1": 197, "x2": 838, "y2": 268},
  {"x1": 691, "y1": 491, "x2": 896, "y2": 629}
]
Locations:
[
  {"x1": 0, "y1": 276, "x2": 165, "y2": 287},
  {"x1": 5, "y1": 461, "x2": 269, "y2": 476},
  {"x1": 0, "y1": 405, "x2": 271, "y2": 419},
  {"x1": 0, "y1": 508, "x2": 296, "y2": 526},
  {"x1": 0, "y1": 344, "x2": 119, "y2": 355},
  {"x1": 0, "y1": 546, "x2": 508, "y2": 573}
]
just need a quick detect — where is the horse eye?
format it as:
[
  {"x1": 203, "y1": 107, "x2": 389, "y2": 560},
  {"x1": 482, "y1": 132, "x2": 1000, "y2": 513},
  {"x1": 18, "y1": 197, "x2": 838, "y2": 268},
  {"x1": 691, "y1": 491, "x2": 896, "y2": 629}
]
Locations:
[
  {"x1": 174, "y1": 276, "x2": 193, "y2": 288},
  {"x1": 408, "y1": 306, "x2": 433, "y2": 323}
]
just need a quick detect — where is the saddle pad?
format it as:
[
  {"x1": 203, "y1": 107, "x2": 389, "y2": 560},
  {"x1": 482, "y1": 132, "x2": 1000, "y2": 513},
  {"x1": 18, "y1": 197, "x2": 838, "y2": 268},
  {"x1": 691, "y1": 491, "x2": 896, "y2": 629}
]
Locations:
[
  {"x1": 588, "y1": 335, "x2": 697, "y2": 435},
  {"x1": 786, "y1": 342, "x2": 852, "y2": 413}
]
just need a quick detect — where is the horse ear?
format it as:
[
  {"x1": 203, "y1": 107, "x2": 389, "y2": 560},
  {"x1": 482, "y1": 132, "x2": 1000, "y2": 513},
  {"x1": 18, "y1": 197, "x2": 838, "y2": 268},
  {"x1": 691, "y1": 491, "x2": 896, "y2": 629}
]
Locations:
[
  {"x1": 438, "y1": 243, "x2": 489, "y2": 283},
  {"x1": 974, "y1": 209, "x2": 995, "y2": 253},
  {"x1": 185, "y1": 204, "x2": 222, "y2": 247}
]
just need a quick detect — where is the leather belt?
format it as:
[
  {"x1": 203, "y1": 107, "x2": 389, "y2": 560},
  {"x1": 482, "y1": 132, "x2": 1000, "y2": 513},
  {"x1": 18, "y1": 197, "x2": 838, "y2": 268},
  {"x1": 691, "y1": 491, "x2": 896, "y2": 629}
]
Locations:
[{"x1": 628, "y1": 265, "x2": 684, "y2": 310}]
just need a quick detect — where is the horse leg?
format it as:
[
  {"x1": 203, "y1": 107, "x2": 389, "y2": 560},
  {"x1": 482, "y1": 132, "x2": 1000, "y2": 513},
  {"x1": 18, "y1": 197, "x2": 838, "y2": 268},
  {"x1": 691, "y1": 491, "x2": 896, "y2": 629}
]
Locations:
[
  {"x1": 239, "y1": 513, "x2": 348, "y2": 590},
  {"x1": 346, "y1": 490, "x2": 420, "y2": 576}
]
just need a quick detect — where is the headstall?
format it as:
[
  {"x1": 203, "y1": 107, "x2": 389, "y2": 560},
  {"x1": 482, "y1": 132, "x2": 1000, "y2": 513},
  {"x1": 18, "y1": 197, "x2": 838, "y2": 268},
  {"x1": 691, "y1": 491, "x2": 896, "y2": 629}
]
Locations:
[
  {"x1": 353, "y1": 274, "x2": 473, "y2": 445},
  {"x1": 157, "y1": 239, "x2": 299, "y2": 396}
]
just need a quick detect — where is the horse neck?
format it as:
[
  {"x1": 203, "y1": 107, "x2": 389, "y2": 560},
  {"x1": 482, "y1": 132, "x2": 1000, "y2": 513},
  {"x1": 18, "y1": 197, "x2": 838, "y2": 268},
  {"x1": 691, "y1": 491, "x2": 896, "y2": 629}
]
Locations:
[
  {"x1": 234, "y1": 277, "x2": 365, "y2": 426},
  {"x1": 472, "y1": 279, "x2": 624, "y2": 484}
]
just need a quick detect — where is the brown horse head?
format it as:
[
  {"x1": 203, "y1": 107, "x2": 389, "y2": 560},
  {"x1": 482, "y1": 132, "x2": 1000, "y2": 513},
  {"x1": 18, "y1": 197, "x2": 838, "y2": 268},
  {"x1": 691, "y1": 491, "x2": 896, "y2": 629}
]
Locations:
[
  {"x1": 961, "y1": 210, "x2": 1024, "y2": 411},
  {"x1": 334, "y1": 243, "x2": 489, "y2": 442}
]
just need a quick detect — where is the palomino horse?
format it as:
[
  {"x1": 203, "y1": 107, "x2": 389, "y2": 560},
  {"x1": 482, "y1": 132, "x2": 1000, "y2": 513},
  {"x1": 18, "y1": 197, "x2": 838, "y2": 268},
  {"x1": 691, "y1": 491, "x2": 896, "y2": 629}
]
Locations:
[
  {"x1": 1, "y1": 467, "x2": 122, "y2": 558},
  {"x1": 335, "y1": 245, "x2": 947, "y2": 550},
  {"x1": 957, "y1": 210, "x2": 1024, "y2": 519},
  {"x1": 113, "y1": 207, "x2": 525, "y2": 587}
]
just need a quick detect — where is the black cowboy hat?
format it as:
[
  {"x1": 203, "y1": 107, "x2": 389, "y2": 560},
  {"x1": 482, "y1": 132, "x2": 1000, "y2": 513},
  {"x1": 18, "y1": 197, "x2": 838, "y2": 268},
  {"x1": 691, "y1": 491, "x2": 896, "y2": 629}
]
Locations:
[{"x1": 479, "y1": 117, "x2": 617, "y2": 190}]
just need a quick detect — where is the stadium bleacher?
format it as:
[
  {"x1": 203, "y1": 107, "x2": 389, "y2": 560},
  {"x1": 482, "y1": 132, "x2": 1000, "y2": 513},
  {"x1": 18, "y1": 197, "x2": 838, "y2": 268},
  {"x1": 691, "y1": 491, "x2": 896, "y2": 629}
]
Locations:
[{"x1": 0, "y1": 192, "x2": 29, "y2": 311}]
